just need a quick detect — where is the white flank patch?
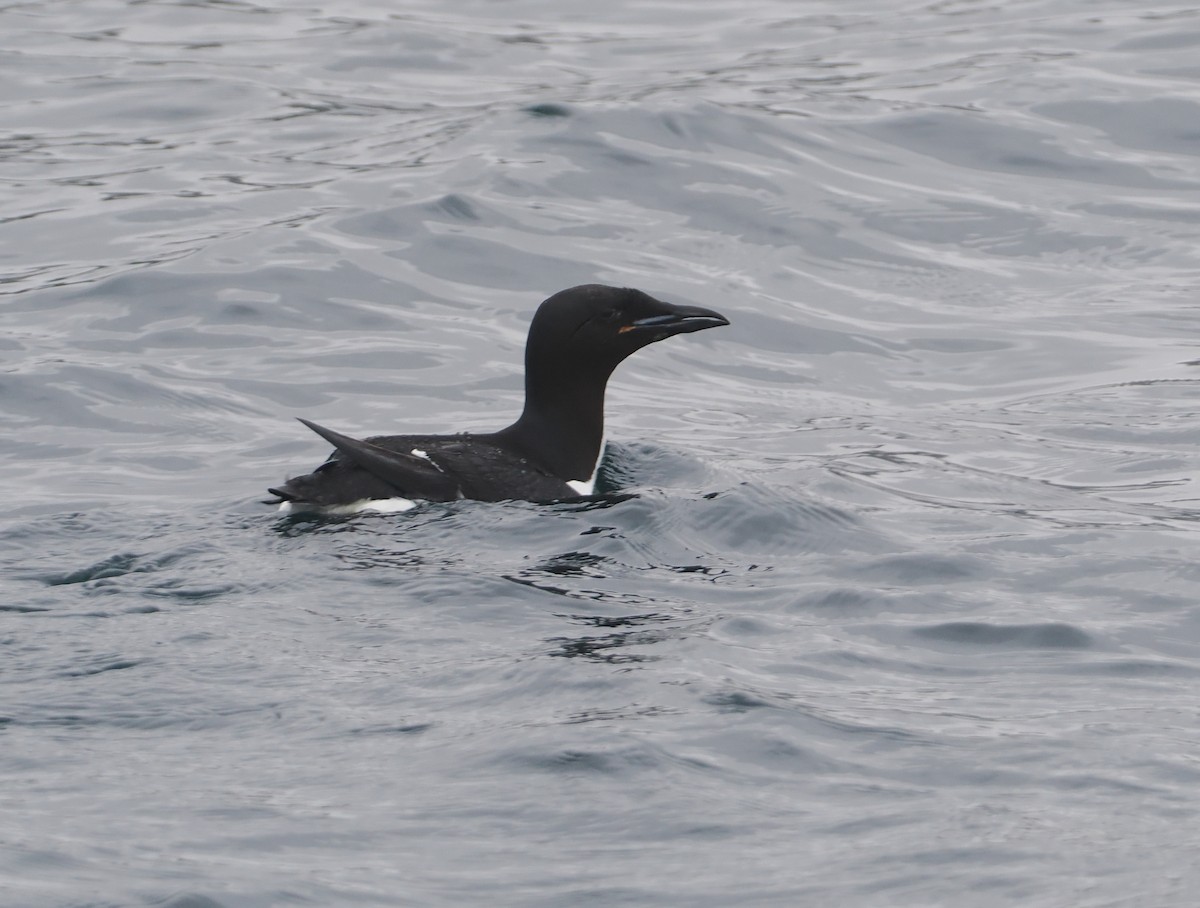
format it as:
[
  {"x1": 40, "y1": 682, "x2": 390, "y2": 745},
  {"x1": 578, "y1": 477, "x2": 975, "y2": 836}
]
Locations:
[
  {"x1": 355, "y1": 497, "x2": 418, "y2": 514},
  {"x1": 277, "y1": 497, "x2": 416, "y2": 516}
]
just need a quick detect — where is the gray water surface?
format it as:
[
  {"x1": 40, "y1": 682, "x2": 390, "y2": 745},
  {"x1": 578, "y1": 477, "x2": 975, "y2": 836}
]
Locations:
[{"x1": 4, "y1": 1, "x2": 1200, "y2": 906}]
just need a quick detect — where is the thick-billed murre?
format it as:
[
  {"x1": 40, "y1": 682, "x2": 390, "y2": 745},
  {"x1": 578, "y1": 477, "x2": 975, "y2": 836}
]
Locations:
[{"x1": 268, "y1": 284, "x2": 729, "y2": 513}]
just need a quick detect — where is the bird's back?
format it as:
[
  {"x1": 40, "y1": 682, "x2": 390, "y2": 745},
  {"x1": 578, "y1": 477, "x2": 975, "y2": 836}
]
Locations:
[{"x1": 269, "y1": 431, "x2": 575, "y2": 509}]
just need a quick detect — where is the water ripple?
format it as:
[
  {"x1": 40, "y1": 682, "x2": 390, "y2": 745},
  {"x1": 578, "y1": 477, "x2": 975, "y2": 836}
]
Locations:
[{"x1": 5, "y1": 1, "x2": 1200, "y2": 906}]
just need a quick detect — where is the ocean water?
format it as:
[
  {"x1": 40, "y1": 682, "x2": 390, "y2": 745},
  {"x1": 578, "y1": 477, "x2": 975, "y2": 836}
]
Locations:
[{"x1": 4, "y1": 1, "x2": 1200, "y2": 905}]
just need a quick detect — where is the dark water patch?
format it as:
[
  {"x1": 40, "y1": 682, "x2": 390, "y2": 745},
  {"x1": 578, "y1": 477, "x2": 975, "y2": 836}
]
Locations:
[
  {"x1": 525, "y1": 102, "x2": 571, "y2": 118},
  {"x1": 706, "y1": 689, "x2": 775, "y2": 712},
  {"x1": 667, "y1": 562, "x2": 719, "y2": 576},
  {"x1": 853, "y1": 553, "x2": 981, "y2": 586},
  {"x1": 43, "y1": 552, "x2": 155, "y2": 586},
  {"x1": 545, "y1": 624, "x2": 670, "y2": 663},
  {"x1": 137, "y1": 582, "x2": 239, "y2": 602},
  {"x1": 506, "y1": 573, "x2": 689, "y2": 610},
  {"x1": 562, "y1": 705, "x2": 675, "y2": 726},
  {"x1": 35, "y1": 544, "x2": 228, "y2": 604},
  {"x1": 552, "y1": 492, "x2": 640, "y2": 513},
  {"x1": 688, "y1": 721, "x2": 859, "y2": 777},
  {"x1": 531, "y1": 551, "x2": 610, "y2": 577},
  {"x1": 337, "y1": 194, "x2": 519, "y2": 243},
  {"x1": 63, "y1": 657, "x2": 141, "y2": 678},
  {"x1": 911, "y1": 621, "x2": 1094, "y2": 650},
  {"x1": 16, "y1": 712, "x2": 93, "y2": 729},
  {"x1": 557, "y1": 612, "x2": 676, "y2": 628},
  {"x1": 347, "y1": 722, "x2": 434, "y2": 736},
  {"x1": 152, "y1": 894, "x2": 229, "y2": 908},
  {"x1": 268, "y1": 512, "x2": 374, "y2": 538},
  {"x1": 541, "y1": 610, "x2": 692, "y2": 661},
  {"x1": 507, "y1": 743, "x2": 663, "y2": 776},
  {"x1": 8, "y1": 698, "x2": 289, "y2": 733}
]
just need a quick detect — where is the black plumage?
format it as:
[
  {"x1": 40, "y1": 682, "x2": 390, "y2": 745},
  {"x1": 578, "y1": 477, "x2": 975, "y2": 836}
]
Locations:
[{"x1": 268, "y1": 284, "x2": 729, "y2": 512}]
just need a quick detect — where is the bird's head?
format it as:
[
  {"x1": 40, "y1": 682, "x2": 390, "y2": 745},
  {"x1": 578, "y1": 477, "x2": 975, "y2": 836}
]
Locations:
[{"x1": 527, "y1": 284, "x2": 729, "y2": 374}]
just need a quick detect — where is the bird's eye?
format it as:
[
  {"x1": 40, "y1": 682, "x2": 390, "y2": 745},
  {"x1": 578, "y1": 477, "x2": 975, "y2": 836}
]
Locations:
[{"x1": 603, "y1": 309, "x2": 620, "y2": 321}]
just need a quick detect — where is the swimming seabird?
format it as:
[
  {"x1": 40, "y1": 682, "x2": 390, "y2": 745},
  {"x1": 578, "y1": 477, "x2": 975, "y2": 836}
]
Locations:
[{"x1": 268, "y1": 284, "x2": 729, "y2": 513}]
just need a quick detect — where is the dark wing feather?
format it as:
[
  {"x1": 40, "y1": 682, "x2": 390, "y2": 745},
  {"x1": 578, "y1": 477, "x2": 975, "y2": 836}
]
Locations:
[
  {"x1": 268, "y1": 423, "x2": 578, "y2": 507},
  {"x1": 289, "y1": 419, "x2": 461, "y2": 501},
  {"x1": 425, "y1": 440, "x2": 574, "y2": 502}
]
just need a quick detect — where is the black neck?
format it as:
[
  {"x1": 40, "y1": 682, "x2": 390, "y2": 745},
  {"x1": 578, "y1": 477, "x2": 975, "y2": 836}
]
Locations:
[{"x1": 497, "y1": 359, "x2": 611, "y2": 481}]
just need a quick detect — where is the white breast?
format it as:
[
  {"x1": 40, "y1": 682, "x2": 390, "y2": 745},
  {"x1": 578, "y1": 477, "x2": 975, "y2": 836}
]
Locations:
[
  {"x1": 565, "y1": 438, "x2": 606, "y2": 497},
  {"x1": 565, "y1": 477, "x2": 596, "y2": 496}
]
